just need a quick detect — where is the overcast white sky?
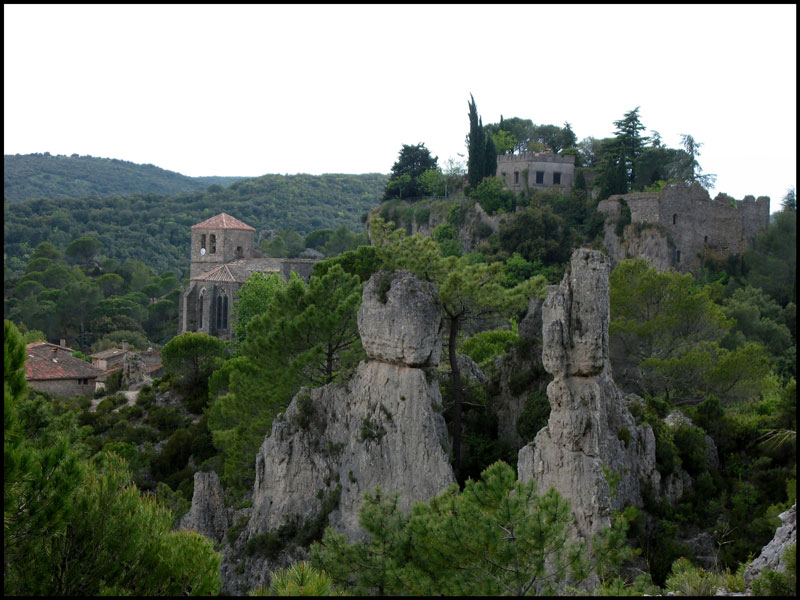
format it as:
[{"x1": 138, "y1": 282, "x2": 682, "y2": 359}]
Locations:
[{"x1": 4, "y1": 4, "x2": 796, "y2": 211}]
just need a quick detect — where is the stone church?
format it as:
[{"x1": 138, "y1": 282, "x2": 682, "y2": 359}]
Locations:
[{"x1": 178, "y1": 213, "x2": 316, "y2": 340}]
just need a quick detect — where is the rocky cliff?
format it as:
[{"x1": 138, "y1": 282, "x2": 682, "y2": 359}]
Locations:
[
  {"x1": 517, "y1": 249, "x2": 660, "y2": 541},
  {"x1": 244, "y1": 271, "x2": 453, "y2": 542}
]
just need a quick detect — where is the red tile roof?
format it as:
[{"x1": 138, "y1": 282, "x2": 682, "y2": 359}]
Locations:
[
  {"x1": 26, "y1": 343, "x2": 104, "y2": 381},
  {"x1": 191, "y1": 213, "x2": 255, "y2": 231}
]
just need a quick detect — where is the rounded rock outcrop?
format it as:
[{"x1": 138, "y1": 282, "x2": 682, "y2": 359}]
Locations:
[{"x1": 357, "y1": 270, "x2": 442, "y2": 367}]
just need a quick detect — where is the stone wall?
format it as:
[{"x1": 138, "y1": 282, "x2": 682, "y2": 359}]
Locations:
[
  {"x1": 597, "y1": 182, "x2": 770, "y2": 272},
  {"x1": 27, "y1": 377, "x2": 96, "y2": 398}
]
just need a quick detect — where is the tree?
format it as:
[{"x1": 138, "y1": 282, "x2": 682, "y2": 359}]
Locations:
[
  {"x1": 65, "y1": 236, "x2": 104, "y2": 266},
  {"x1": 311, "y1": 462, "x2": 595, "y2": 596},
  {"x1": 680, "y1": 134, "x2": 716, "y2": 189},
  {"x1": 781, "y1": 186, "x2": 796, "y2": 212},
  {"x1": 233, "y1": 272, "x2": 286, "y2": 343},
  {"x1": 382, "y1": 143, "x2": 438, "y2": 201},
  {"x1": 4, "y1": 321, "x2": 222, "y2": 595},
  {"x1": 208, "y1": 266, "x2": 363, "y2": 495},
  {"x1": 467, "y1": 94, "x2": 486, "y2": 188},
  {"x1": 609, "y1": 259, "x2": 772, "y2": 403},
  {"x1": 161, "y1": 332, "x2": 226, "y2": 392}
]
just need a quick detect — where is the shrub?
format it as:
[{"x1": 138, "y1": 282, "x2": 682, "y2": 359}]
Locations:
[
  {"x1": 672, "y1": 424, "x2": 708, "y2": 476},
  {"x1": 665, "y1": 557, "x2": 722, "y2": 596},
  {"x1": 516, "y1": 390, "x2": 551, "y2": 441}
]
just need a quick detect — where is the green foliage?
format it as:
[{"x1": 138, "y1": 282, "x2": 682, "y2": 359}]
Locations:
[
  {"x1": 664, "y1": 557, "x2": 722, "y2": 596},
  {"x1": 4, "y1": 172, "x2": 386, "y2": 283},
  {"x1": 208, "y1": 266, "x2": 363, "y2": 496},
  {"x1": 3, "y1": 152, "x2": 243, "y2": 204},
  {"x1": 473, "y1": 175, "x2": 516, "y2": 215},
  {"x1": 5, "y1": 327, "x2": 221, "y2": 595},
  {"x1": 460, "y1": 328, "x2": 519, "y2": 370},
  {"x1": 249, "y1": 561, "x2": 340, "y2": 596},
  {"x1": 382, "y1": 143, "x2": 438, "y2": 201},
  {"x1": 516, "y1": 390, "x2": 551, "y2": 441},
  {"x1": 161, "y1": 332, "x2": 226, "y2": 394},
  {"x1": 233, "y1": 272, "x2": 286, "y2": 343},
  {"x1": 312, "y1": 462, "x2": 601, "y2": 596}
]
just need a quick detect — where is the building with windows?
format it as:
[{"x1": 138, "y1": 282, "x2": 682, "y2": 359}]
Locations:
[
  {"x1": 497, "y1": 152, "x2": 576, "y2": 193},
  {"x1": 178, "y1": 213, "x2": 316, "y2": 340}
]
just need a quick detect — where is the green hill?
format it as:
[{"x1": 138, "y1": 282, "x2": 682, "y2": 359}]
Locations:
[
  {"x1": 3, "y1": 153, "x2": 246, "y2": 203},
  {"x1": 4, "y1": 172, "x2": 388, "y2": 280}
]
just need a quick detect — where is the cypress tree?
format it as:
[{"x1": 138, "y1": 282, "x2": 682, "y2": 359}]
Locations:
[{"x1": 467, "y1": 94, "x2": 485, "y2": 188}]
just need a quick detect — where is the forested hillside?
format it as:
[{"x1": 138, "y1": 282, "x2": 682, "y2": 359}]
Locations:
[
  {"x1": 3, "y1": 153, "x2": 247, "y2": 203},
  {"x1": 4, "y1": 172, "x2": 388, "y2": 279}
]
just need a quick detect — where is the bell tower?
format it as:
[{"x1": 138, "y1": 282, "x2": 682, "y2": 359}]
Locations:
[{"x1": 189, "y1": 213, "x2": 256, "y2": 278}]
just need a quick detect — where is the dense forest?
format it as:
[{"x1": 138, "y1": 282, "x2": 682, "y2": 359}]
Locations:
[
  {"x1": 4, "y1": 98, "x2": 796, "y2": 596},
  {"x1": 4, "y1": 171, "x2": 388, "y2": 281},
  {"x1": 3, "y1": 152, "x2": 246, "y2": 203}
]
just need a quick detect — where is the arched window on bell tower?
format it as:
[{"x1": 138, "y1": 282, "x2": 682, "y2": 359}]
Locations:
[{"x1": 210, "y1": 234, "x2": 217, "y2": 254}]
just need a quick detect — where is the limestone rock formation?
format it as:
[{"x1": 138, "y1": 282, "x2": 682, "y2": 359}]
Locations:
[
  {"x1": 244, "y1": 270, "x2": 455, "y2": 544},
  {"x1": 179, "y1": 470, "x2": 232, "y2": 543},
  {"x1": 744, "y1": 502, "x2": 797, "y2": 587},
  {"x1": 518, "y1": 248, "x2": 659, "y2": 541},
  {"x1": 357, "y1": 270, "x2": 443, "y2": 366},
  {"x1": 121, "y1": 351, "x2": 151, "y2": 390}
]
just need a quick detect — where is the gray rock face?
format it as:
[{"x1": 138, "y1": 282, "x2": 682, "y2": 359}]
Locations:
[
  {"x1": 179, "y1": 471, "x2": 232, "y2": 543},
  {"x1": 745, "y1": 502, "x2": 797, "y2": 587},
  {"x1": 357, "y1": 270, "x2": 443, "y2": 367},
  {"x1": 518, "y1": 249, "x2": 659, "y2": 541},
  {"x1": 121, "y1": 351, "x2": 151, "y2": 390},
  {"x1": 244, "y1": 271, "x2": 455, "y2": 544}
]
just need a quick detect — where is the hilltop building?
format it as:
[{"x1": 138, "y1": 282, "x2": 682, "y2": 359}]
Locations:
[
  {"x1": 178, "y1": 213, "x2": 317, "y2": 341},
  {"x1": 497, "y1": 152, "x2": 577, "y2": 193}
]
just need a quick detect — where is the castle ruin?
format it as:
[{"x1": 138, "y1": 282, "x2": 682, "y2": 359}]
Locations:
[{"x1": 597, "y1": 182, "x2": 770, "y2": 272}]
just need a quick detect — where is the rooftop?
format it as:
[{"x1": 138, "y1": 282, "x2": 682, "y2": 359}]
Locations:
[
  {"x1": 191, "y1": 213, "x2": 256, "y2": 231},
  {"x1": 90, "y1": 347, "x2": 129, "y2": 360},
  {"x1": 26, "y1": 343, "x2": 104, "y2": 381}
]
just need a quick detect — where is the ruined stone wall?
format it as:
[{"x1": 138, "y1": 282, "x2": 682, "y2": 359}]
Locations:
[
  {"x1": 598, "y1": 182, "x2": 770, "y2": 272},
  {"x1": 28, "y1": 378, "x2": 96, "y2": 398}
]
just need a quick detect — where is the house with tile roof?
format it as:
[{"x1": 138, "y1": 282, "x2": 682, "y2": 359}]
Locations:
[
  {"x1": 178, "y1": 213, "x2": 317, "y2": 340},
  {"x1": 25, "y1": 341, "x2": 104, "y2": 397}
]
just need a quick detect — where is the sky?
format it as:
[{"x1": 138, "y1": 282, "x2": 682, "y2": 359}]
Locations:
[{"x1": 4, "y1": 4, "x2": 796, "y2": 211}]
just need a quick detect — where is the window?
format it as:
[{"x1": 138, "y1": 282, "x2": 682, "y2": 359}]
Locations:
[
  {"x1": 514, "y1": 171, "x2": 520, "y2": 185},
  {"x1": 553, "y1": 172, "x2": 561, "y2": 185},
  {"x1": 676, "y1": 250, "x2": 681, "y2": 263},
  {"x1": 536, "y1": 171, "x2": 544, "y2": 184},
  {"x1": 200, "y1": 234, "x2": 206, "y2": 252},
  {"x1": 704, "y1": 235, "x2": 708, "y2": 244},
  {"x1": 210, "y1": 234, "x2": 217, "y2": 254},
  {"x1": 216, "y1": 294, "x2": 228, "y2": 330},
  {"x1": 672, "y1": 214, "x2": 677, "y2": 225},
  {"x1": 236, "y1": 246, "x2": 243, "y2": 256}
]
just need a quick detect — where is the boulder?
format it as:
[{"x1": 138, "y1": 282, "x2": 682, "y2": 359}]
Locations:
[{"x1": 357, "y1": 270, "x2": 443, "y2": 367}]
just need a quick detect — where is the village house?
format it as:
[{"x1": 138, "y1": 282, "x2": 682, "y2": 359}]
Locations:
[{"x1": 25, "y1": 341, "x2": 104, "y2": 398}]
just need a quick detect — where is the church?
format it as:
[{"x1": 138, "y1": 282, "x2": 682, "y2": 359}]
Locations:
[{"x1": 178, "y1": 213, "x2": 317, "y2": 340}]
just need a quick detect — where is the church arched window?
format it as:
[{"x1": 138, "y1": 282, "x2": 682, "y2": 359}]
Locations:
[
  {"x1": 216, "y1": 293, "x2": 228, "y2": 330},
  {"x1": 210, "y1": 234, "x2": 217, "y2": 254}
]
